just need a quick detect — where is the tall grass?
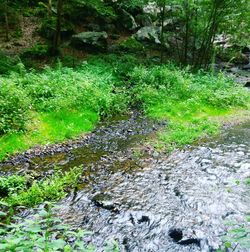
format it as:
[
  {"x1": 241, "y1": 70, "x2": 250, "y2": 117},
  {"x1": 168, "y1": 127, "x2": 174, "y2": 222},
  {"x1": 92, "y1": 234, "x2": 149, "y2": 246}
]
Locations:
[
  {"x1": 0, "y1": 57, "x2": 131, "y2": 160},
  {"x1": 129, "y1": 65, "x2": 250, "y2": 150},
  {"x1": 0, "y1": 55, "x2": 249, "y2": 159}
]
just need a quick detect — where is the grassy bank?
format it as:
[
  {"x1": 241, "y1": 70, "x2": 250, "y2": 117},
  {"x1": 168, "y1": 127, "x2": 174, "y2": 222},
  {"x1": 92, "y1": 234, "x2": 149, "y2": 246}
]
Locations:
[
  {"x1": 0, "y1": 56, "x2": 131, "y2": 161},
  {"x1": 0, "y1": 55, "x2": 249, "y2": 160},
  {"x1": 129, "y1": 65, "x2": 250, "y2": 150}
]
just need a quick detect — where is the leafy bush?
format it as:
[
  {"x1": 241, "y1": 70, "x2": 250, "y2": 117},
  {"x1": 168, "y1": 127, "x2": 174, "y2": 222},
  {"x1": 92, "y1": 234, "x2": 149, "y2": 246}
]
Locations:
[
  {"x1": 0, "y1": 203, "x2": 95, "y2": 252},
  {"x1": 119, "y1": 37, "x2": 145, "y2": 53},
  {"x1": 219, "y1": 215, "x2": 250, "y2": 251},
  {"x1": 0, "y1": 82, "x2": 29, "y2": 135},
  {"x1": 5, "y1": 167, "x2": 81, "y2": 208},
  {"x1": 130, "y1": 65, "x2": 249, "y2": 109},
  {"x1": 0, "y1": 52, "x2": 21, "y2": 75},
  {"x1": 21, "y1": 43, "x2": 49, "y2": 59},
  {"x1": 0, "y1": 175, "x2": 27, "y2": 198}
]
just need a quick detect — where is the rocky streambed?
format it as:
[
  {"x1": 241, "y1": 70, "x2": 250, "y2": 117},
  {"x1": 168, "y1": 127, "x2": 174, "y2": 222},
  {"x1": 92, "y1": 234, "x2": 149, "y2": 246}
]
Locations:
[
  {"x1": 1, "y1": 112, "x2": 250, "y2": 251},
  {"x1": 53, "y1": 120, "x2": 249, "y2": 252}
]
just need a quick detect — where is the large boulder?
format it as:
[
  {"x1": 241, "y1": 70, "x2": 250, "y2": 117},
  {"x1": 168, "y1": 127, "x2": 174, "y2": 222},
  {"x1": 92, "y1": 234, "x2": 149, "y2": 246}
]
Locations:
[
  {"x1": 134, "y1": 26, "x2": 161, "y2": 45},
  {"x1": 71, "y1": 31, "x2": 108, "y2": 51},
  {"x1": 119, "y1": 9, "x2": 138, "y2": 31},
  {"x1": 135, "y1": 14, "x2": 153, "y2": 27},
  {"x1": 118, "y1": 37, "x2": 145, "y2": 53},
  {"x1": 143, "y1": 2, "x2": 160, "y2": 21}
]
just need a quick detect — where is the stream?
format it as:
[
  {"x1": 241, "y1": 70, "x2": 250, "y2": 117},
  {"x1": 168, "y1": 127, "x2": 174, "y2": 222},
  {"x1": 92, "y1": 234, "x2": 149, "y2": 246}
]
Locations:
[{"x1": 1, "y1": 113, "x2": 250, "y2": 251}]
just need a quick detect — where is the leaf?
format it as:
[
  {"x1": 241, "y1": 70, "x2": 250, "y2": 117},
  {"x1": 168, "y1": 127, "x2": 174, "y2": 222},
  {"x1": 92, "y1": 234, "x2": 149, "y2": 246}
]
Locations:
[
  {"x1": 0, "y1": 201, "x2": 9, "y2": 207},
  {"x1": 0, "y1": 244, "x2": 10, "y2": 250},
  {"x1": 49, "y1": 239, "x2": 66, "y2": 250},
  {"x1": 225, "y1": 241, "x2": 232, "y2": 248},
  {"x1": 0, "y1": 211, "x2": 7, "y2": 217},
  {"x1": 25, "y1": 224, "x2": 42, "y2": 233}
]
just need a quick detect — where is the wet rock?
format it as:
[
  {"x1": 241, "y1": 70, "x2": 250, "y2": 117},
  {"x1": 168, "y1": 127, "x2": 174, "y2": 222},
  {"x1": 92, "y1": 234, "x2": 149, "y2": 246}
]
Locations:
[
  {"x1": 71, "y1": 31, "x2": 108, "y2": 51},
  {"x1": 178, "y1": 238, "x2": 200, "y2": 246},
  {"x1": 92, "y1": 193, "x2": 119, "y2": 212},
  {"x1": 168, "y1": 228, "x2": 183, "y2": 242},
  {"x1": 134, "y1": 26, "x2": 161, "y2": 45},
  {"x1": 138, "y1": 215, "x2": 150, "y2": 224},
  {"x1": 119, "y1": 9, "x2": 138, "y2": 31}
]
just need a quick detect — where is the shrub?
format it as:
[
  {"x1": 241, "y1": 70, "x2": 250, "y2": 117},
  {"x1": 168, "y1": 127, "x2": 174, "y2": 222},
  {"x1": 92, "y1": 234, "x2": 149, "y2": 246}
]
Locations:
[
  {"x1": 0, "y1": 203, "x2": 94, "y2": 252},
  {"x1": 130, "y1": 65, "x2": 249, "y2": 109},
  {"x1": 0, "y1": 175, "x2": 27, "y2": 198},
  {"x1": 6, "y1": 167, "x2": 81, "y2": 208},
  {"x1": 0, "y1": 82, "x2": 29, "y2": 135},
  {"x1": 21, "y1": 43, "x2": 49, "y2": 59},
  {"x1": 119, "y1": 37, "x2": 145, "y2": 53},
  {"x1": 0, "y1": 52, "x2": 21, "y2": 75}
]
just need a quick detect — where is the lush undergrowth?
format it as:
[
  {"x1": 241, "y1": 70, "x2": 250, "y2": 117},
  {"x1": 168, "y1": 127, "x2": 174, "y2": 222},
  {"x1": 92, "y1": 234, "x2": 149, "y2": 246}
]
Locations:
[
  {"x1": 0, "y1": 168, "x2": 81, "y2": 212},
  {"x1": 0, "y1": 170, "x2": 120, "y2": 252},
  {"x1": 0, "y1": 201, "x2": 119, "y2": 252},
  {"x1": 0, "y1": 57, "x2": 132, "y2": 160},
  {"x1": 0, "y1": 54, "x2": 249, "y2": 160},
  {"x1": 129, "y1": 65, "x2": 250, "y2": 150}
]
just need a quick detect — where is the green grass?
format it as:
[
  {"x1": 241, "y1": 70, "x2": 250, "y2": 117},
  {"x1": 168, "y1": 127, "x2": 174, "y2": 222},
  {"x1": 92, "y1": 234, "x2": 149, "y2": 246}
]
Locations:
[
  {"x1": 130, "y1": 65, "x2": 250, "y2": 150},
  {"x1": 0, "y1": 110, "x2": 99, "y2": 161},
  {"x1": 0, "y1": 55, "x2": 249, "y2": 159},
  {"x1": 1, "y1": 167, "x2": 81, "y2": 209},
  {"x1": 145, "y1": 100, "x2": 232, "y2": 150},
  {"x1": 0, "y1": 56, "x2": 131, "y2": 161},
  {"x1": 246, "y1": 178, "x2": 250, "y2": 186}
]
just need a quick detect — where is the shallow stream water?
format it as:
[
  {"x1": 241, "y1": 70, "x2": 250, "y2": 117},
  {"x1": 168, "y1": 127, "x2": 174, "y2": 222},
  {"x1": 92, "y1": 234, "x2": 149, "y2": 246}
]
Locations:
[
  {"x1": 56, "y1": 121, "x2": 250, "y2": 252},
  {"x1": 1, "y1": 113, "x2": 250, "y2": 251}
]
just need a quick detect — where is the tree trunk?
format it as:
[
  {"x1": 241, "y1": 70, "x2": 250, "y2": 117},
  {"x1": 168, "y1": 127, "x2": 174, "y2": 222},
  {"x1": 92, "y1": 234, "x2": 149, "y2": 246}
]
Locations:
[
  {"x1": 4, "y1": 1, "x2": 9, "y2": 41},
  {"x1": 160, "y1": 1, "x2": 166, "y2": 64},
  {"x1": 52, "y1": 0, "x2": 63, "y2": 55},
  {"x1": 183, "y1": 0, "x2": 189, "y2": 65},
  {"x1": 48, "y1": 0, "x2": 52, "y2": 18}
]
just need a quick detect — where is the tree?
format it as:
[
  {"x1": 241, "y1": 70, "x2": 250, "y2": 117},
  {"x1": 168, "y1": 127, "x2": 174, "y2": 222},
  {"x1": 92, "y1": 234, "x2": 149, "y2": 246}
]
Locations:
[
  {"x1": 157, "y1": 0, "x2": 250, "y2": 68},
  {"x1": 51, "y1": 0, "x2": 63, "y2": 55}
]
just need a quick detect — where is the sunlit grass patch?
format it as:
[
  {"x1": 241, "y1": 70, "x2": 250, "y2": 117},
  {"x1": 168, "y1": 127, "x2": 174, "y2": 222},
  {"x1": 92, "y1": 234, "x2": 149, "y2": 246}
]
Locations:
[
  {"x1": 0, "y1": 109, "x2": 98, "y2": 161},
  {"x1": 130, "y1": 64, "x2": 250, "y2": 150}
]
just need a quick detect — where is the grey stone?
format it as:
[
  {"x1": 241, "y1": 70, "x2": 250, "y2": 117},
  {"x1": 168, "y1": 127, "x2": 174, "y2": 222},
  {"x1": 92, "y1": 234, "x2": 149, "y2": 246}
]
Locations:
[
  {"x1": 134, "y1": 26, "x2": 161, "y2": 44},
  {"x1": 71, "y1": 31, "x2": 108, "y2": 51},
  {"x1": 120, "y1": 9, "x2": 138, "y2": 31}
]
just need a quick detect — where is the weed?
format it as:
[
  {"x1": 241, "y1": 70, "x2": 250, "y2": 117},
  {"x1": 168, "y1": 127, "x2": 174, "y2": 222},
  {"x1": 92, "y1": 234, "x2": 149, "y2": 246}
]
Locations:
[
  {"x1": 0, "y1": 203, "x2": 95, "y2": 252},
  {"x1": 130, "y1": 64, "x2": 249, "y2": 150}
]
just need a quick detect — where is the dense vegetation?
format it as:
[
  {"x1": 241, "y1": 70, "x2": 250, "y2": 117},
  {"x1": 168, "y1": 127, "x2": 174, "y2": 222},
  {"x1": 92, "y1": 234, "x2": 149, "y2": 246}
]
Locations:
[
  {"x1": 0, "y1": 0, "x2": 250, "y2": 251},
  {"x1": 0, "y1": 54, "x2": 249, "y2": 160}
]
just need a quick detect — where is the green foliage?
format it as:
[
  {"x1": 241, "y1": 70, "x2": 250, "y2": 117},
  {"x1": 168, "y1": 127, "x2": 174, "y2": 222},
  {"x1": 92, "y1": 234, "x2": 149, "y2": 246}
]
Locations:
[
  {"x1": 4, "y1": 167, "x2": 81, "y2": 208},
  {"x1": 0, "y1": 175, "x2": 27, "y2": 198},
  {"x1": 0, "y1": 52, "x2": 21, "y2": 75},
  {"x1": 246, "y1": 178, "x2": 250, "y2": 186},
  {"x1": 0, "y1": 203, "x2": 95, "y2": 252},
  {"x1": 0, "y1": 81, "x2": 29, "y2": 135},
  {"x1": 72, "y1": 0, "x2": 116, "y2": 18},
  {"x1": 159, "y1": 120, "x2": 218, "y2": 149},
  {"x1": 0, "y1": 54, "x2": 249, "y2": 158},
  {"x1": 220, "y1": 216, "x2": 250, "y2": 251},
  {"x1": 131, "y1": 65, "x2": 248, "y2": 109},
  {"x1": 119, "y1": 37, "x2": 145, "y2": 53},
  {"x1": 92, "y1": 54, "x2": 143, "y2": 82},
  {"x1": 21, "y1": 43, "x2": 49, "y2": 59},
  {"x1": 129, "y1": 64, "x2": 249, "y2": 149},
  {"x1": 0, "y1": 56, "x2": 133, "y2": 160}
]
